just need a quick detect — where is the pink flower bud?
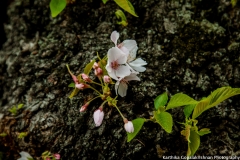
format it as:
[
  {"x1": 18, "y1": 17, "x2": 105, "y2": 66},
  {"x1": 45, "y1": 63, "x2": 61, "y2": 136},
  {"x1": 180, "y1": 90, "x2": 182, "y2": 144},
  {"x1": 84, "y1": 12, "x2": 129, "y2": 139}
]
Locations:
[
  {"x1": 80, "y1": 103, "x2": 89, "y2": 112},
  {"x1": 75, "y1": 83, "x2": 88, "y2": 90},
  {"x1": 54, "y1": 153, "x2": 61, "y2": 160},
  {"x1": 71, "y1": 75, "x2": 79, "y2": 84},
  {"x1": 93, "y1": 62, "x2": 99, "y2": 69},
  {"x1": 81, "y1": 73, "x2": 91, "y2": 82},
  {"x1": 124, "y1": 121, "x2": 134, "y2": 133},
  {"x1": 103, "y1": 75, "x2": 110, "y2": 83},
  {"x1": 94, "y1": 68, "x2": 103, "y2": 76},
  {"x1": 46, "y1": 157, "x2": 51, "y2": 160},
  {"x1": 93, "y1": 109, "x2": 104, "y2": 127}
]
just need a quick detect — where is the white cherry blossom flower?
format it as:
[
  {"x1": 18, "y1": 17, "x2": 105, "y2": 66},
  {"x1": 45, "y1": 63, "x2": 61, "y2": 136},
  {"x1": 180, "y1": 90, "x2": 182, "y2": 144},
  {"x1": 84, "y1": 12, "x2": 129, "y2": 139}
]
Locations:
[
  {"x1": 115, "y1": 73, "x2": 140, "y2": 97},
  {"x1": 106, "y1": 47, "x2": 131, "y2": 80},
  {"x1": 110, "y1": 31, "x2": 147, "y2": 72}
]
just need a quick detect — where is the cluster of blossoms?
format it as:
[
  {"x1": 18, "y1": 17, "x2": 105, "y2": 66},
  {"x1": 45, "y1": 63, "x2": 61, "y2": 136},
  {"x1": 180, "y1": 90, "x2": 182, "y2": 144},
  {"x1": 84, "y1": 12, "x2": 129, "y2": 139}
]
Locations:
[{"x1": 67, "y1": 31, "x2": 147, "y2": 133}]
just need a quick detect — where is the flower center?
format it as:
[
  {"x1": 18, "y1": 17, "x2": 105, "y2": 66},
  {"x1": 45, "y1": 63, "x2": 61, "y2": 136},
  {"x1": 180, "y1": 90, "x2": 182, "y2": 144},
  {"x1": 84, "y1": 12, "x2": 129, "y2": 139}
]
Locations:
[{"x1": 111, "y1": 61, "x2": 119, "y2": 70}]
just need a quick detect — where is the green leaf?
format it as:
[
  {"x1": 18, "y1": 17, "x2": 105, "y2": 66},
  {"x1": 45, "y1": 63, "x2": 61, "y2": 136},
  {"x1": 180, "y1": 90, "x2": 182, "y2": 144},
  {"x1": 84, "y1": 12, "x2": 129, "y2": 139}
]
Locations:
[
  {"x1": 166, "y1": 93, "x2": 198, "y2": 110},
  {"x1": 154, "y1": 92, "x2": 168, "y2": 110},
  {"x1": 84, "y1": 60, "x2": 95, "y2": 75},
  {"x1": 102, "y1": 0, "x2": 109, "y2": 4},
  {"x1": 187, "y1": 130, "x2": 200, "y2": 156},
  {"x1": 69, "y1": 88, "x2": 79, "y2": 99},
  {"x1": 50, "y1": 0, "x2": 67, "y2": 17},
  {"x1": 18, "y1": 132, "x2": 28, "y2": 139},
  {"x1": 127, "y1": 118, "x2": 145, "y2": 142},
  {"x1": 115, "y1": 10, "x2": 128, "y2": 26},
  {"x1": 0, "y1": 132, "x2": 7, "y2": 137},
  {"x1": 68, "y1": 83, "x2": 75, "y2": 88},
  {"x1": 192, "y1": 87, "x2": 240, "y2": 119},
  {"x1": 154, "y1": 111, "x2": 173, "y2": 133},
  {"x1": 114, "y1": 0, "x2": 138, "y2": 17},
  {"x1": 17, "y1": 104, "x2": 24, "y2": 109},
  {"x1": 180, "y1": 125, "x2": 191, "y2": 142},
  {"x1": 231, "y1": 0, "x2": 238, "y2": 7},
  {"x1": 197, "y1": 128, "x2": 211, "y2": 136},
  {"x1": 41, "y1": 151, "x2": 51, "y2": 156},
  {"x1": 183, "y1": 104, "x2": 196, "y2": 118},
  {"x1": 9, "y1": 106, "x2": 17, "y2": 115}
]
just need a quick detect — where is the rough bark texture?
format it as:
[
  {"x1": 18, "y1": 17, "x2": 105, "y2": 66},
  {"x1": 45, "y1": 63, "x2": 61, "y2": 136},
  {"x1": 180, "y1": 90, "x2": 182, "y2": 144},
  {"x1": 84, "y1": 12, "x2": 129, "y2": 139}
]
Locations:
[{"x1": 1, "y1": 0, "x2": 240, "y2": 159}]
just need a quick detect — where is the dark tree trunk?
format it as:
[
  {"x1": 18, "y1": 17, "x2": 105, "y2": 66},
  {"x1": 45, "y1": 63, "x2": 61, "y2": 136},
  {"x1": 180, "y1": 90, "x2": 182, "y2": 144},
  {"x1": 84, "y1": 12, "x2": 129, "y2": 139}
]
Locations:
[{"x1": 1, "y1": 0, "x2": 240, "y2": 159}]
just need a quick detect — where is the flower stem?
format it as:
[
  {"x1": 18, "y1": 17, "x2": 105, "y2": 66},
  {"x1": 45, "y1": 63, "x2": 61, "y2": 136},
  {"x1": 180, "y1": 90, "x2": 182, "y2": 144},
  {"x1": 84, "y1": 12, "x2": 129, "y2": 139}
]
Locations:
[
  {"x1": 88, "y1": 86, "x2": 102, "y2": 95},
  {"x1": 91, "y1": 81, "x2": 102, "y2": 86},
  {"x1": 88, "y1": 95, "x2": 101, "y2": 103},
  {"x1": 113, "y1": 104, "x2": 126, "y2": 120}
]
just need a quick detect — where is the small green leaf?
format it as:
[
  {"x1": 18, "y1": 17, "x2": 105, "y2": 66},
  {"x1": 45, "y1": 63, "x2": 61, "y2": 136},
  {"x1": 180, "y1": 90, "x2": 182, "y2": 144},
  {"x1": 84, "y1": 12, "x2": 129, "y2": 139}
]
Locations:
[
  {"x1": 154, "y1": 111, "x2": 173, "y2": 133},
  {"x1": 114, "y1": 0, "x2": 138, "y2": 17},
  {"x1": 187, "y1": 130, "x2": 200, "y2": 156},
  {"x1": 183, "y1": 104, "x2": 196, "y2": 118},
  {"x1": 17, "y1": 104, "x2": 24, "y2": 109},
  {"x1": 231, "y1": 0, "x2": 238, "y2": 7},
  {"x1": 50, "y1": 0, "x2": 67, "y2": 17},
  {"x1": 154, "y1": 92, "x2": 168, "y2": 110},
  {"x1": 166, "y1": 93, "x2": 198, "y2": 110},
  {"x1": 180, "y1": 125, "x2": 191, "y2": 142},
  {"x1": 192, "y1": 87, "x2": 240, "y2": 119},
  {"x1": 69, "y1": 88, "x2": 79, "y2": 99},
  {"x1": 0, "y1": 132, "x2": 7, "y2": 137},
  {"x1": 9, "y1": 106, "x2": 17, "y2": 115},
  {"x1": 41, "y1": 151, "x2": 51, "y2": 156},
  {"x1": 102, "y1": 0, "x2": 109, "y2": 4},
  {"x1": 84, "y1": 60, "x2": 95, "y2": 75},
  {"x1": 115, "y1": 10, "x2": 128, "y2": 26},
  {"x1": 197, "y1": 128, "x2": 211, "y2": 136},
  {"x1": 18, "y1": 132, "x2": 28, "y2": 139},
  {"x1": 68, "y1": 83, "x2": 75, "y2": 88},
  {"x1": 127, "y1": 118, "x2": 145, "y2": 142}
]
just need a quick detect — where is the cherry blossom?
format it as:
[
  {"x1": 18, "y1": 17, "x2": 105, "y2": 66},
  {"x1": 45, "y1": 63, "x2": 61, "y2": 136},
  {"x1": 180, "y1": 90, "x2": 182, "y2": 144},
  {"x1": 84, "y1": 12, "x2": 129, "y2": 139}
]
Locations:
[
  {"x1": 110, "y1": 31, "x2": 147, "y2": 72},
  {"x1": 106, "y1": 47, "x2": 131, "y2": 80},
  {"x1": 81, "y1": 73, "x2": 91, "y2": 82},
  {"x1": 124, "y1": 121, "x2": 134, "y2": 133},
  {"x1": 93, "y1": 108, "x2": 104, "y2": 127},
  {"x1": 115, "y1": 73, "x2": 140, "y2": 97},
  {"x1": 103, "y1": 75, "x2": 111, "y2": 83},
  {"x1": 54, "y1": 153, "x2": 61, "y2": 160},
  {"x1": 80, "y1": 102, "x2": 89, "y2": 112}
]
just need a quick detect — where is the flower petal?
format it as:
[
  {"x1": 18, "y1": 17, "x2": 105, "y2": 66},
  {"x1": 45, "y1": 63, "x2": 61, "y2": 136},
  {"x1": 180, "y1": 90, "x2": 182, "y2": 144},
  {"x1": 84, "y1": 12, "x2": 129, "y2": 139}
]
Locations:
[
  {"x1": 123, "y1": 40, "x2": 137, "y2": 52},
  {"x1": 108, "y1": 70, "x2": 118, "y2": 80},
  {"x1": 124, "y1": 73, "x2": 140, "y2": 81},
  {"x1": 111, "y1": 31, "x2": 119, "y2": 46},
  {"x1": 129, "y1": 58, "x2": 147, "y2": 72},
  {"x1": 129, "y1": 58, "x2": 147, "y2": 66},
  {"x1": 116, "y1": 65, "x2": 131, "y2": 78},
  {"x1": 118, "y1": 81, "x2": 128, "y2": 97},
  {"x1": 108, "y1": 47, "x2": 127, "y2": 64}
]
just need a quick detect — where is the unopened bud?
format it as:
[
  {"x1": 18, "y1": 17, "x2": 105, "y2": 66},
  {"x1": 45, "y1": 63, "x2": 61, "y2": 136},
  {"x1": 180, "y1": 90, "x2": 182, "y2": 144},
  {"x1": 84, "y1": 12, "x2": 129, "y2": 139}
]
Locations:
[
  {"x1": 124, "y1": 120, "x2": 134, "y2": 133},
  {"x1": 94, "y1": 68, "x2": 103, "y2": 76},
  {"x1": 81, "y1": 73, "x2": 91, "y2": 82},
  {"x1": 93, "y1": 109, "x2": 104, "y2": 127},
  {"x1": 93, "y1": 62, "x2": 99, "y2": 69},
  {"x1": 103, "y1": 75, "x2": 111, "y2": 83},
  {"x1": 80, "y1": 102, "x2": 90, "y2": 112},
  {"x1": 54, "y1": 154, "x2": 61, "y2": 160},
  {"x1": 71, "y1": 75, "x2": 79, "y2": 84},
  {"x1": 75, "y1": 83, "x2": 88, "y2": 90}
]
